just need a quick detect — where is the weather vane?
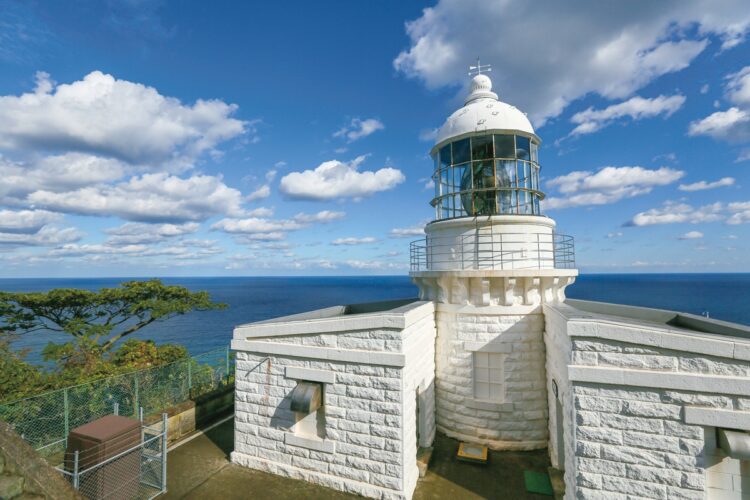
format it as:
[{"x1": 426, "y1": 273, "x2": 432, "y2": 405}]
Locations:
[{"x1": 468, "y1": 58, "x2": 492, "y2": 76}]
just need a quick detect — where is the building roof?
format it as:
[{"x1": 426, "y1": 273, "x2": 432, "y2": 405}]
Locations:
[{"x1": 434, "y1": 74, "x2": 536, "y2": 149}]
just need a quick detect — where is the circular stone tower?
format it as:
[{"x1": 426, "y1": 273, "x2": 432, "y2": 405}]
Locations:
[{"x1": 410, "y1": 70, "x2": 577, "y2": 450}]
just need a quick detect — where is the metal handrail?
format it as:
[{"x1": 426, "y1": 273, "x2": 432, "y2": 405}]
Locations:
[{"x1": 409, "y1": 232, "x2": 575, "y2": 272}]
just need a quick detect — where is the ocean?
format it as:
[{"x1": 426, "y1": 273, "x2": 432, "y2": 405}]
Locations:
[{"x1": 1, "y1": 274, "x2": 748, "y2": 362}]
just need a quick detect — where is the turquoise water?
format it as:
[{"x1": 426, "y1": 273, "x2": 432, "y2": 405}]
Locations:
[{"x1": 1, "y1": 274, "x2": 748, "y2": 361}]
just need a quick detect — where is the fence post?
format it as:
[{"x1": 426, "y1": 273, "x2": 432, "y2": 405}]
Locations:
[
  {"x1": 113, "y1": 402, "x2": 119, "y2": 416},
  {"x1": 133, "y1": 373, "x2": 140, "y2": 418},
  {"x1": 63, "y1": 388, "x2": 69, "y2": 443},
  {"x1": 225, "y1": 346, "x2": 231, "y2": 385},
  {"x1": 72, "y1": 450, "x2": 80, "y2": 489},
  {"x1": 187, "y1": 358, "x2": 193, "y2": 399},
  {"x1": 161, "y1": 412, "x2": 168, "y2": 492}
]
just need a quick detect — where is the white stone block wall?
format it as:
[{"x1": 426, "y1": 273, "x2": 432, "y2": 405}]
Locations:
[
  {"x1": 231, "y1": 302, "x2": 437, "y2": 500},
  {"x1": 401, "y1": 313, "x2": 437, "y2": 497},
  {"x1": 434, "y1": 306, "x2": 548, "y2": 449},
  {"x1": 543, "y1": 306, "x2": 574, "y2": 483},
  {"x1": 542, "y1": 305, "x2": 750, "y2": 500}
]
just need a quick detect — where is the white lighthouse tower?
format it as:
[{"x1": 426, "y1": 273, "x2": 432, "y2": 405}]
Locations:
[{"x1": 410, "y1": 63, "x2": 578, "y2": 451}]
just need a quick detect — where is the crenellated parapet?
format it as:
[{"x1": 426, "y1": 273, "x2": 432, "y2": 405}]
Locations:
[{"x1": 412, "y1": 270, "x2": 577, "y2": 308}]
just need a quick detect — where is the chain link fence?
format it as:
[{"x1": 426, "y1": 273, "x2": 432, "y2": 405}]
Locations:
[
  {"x1": 57, "y1": 414, "x2": 168, "y2": 500},
  {"x1": 0, "y1": 346, "x2": 234, "y2": 462}
]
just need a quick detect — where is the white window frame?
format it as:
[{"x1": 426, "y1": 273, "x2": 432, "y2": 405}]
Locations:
[{"x1": 465, "y1": 341, "x2": 512, "y2": 412}]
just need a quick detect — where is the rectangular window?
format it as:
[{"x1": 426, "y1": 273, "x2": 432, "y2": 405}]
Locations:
[
  {"x1": 439, "y1": 144, "x2": 452, "y2": 169},
  {"x1": 452, "y1": 138, "x2": 471, "y2": 164},
  {"x1": 516, "y1": 135, "x2": 530, "y2": 161},
  {"x1": 494, "y1": 135, "x2": 515, "y2": 159},
  {"x1": 473, "y1": 352, "x2": 504, "y2": 401},
  {"x1": 471, "y1": 135, "x2": 494, "y2": 161}
]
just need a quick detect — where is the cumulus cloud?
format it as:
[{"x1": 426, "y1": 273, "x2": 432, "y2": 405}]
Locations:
[
  {"x1": 0, "y1": 209, "x2": 61, "y2": 234},
  {"x1": 279, "y1": 156, "x2": 405, "y2": 201},
  {"x1": 689, "y1": 66, "x2": 750, "y2": 144},
  {"x1": 678, "y1": 231, "x2": 704, "y2": 239},
  {"x1": 392, "y1": 0, "x2": 750, "y2": 124},
  {"x1": 678, "y1": 177, "x2": 736, "y2": 191},
  {"x1": 27, "y1": 173, "x2": 245, "y2": 223},
  {"x1": 389, "y1": 225, "x2": 425, "y2": 238},
  {"x1": 0, "y1": 153, "x2": 127, "y2": 205},
  {"x1": 333, "y1": 118, "x2": 384, "y2": 142},
  {"x1": 0, "y1": 225, "x2": 82, "y2": 246},
  {"x1": 331, "y1": 237, "x2": 378, "y2": 246},
  {"x1": 544, "y1": 166, "x2": 684, "y2": 209},
  {"x1": 104, "y1": 222, "x2": 200, "y2": 246},
  {"x1": 246, "y1": 185, "x2": 270, "y2": 201},
  {"x1": 0, "y1": 71, "x2": 247, "y2": 167},
  {"x1": 211, "y1": 210, "x2": 344, "y2": 238},
  {"x1": 727, "y1": 201, "x2": 750, "y2": 224},
  {"x1": 626, "y1": 201, "x2": 724, "y2": 226},
  {"x1": 569, "y1": 94, "x2": 685, "y2": 136},
  {"x1": 688, "y1": 107, "x2": 750, "y2": 142}
]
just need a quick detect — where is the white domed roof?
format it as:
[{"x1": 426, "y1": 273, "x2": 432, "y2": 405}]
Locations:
[{"x1": 435, "y1": 74, "x2": 536, "y2": 147}]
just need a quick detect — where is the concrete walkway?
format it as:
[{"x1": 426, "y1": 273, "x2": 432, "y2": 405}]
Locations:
[{"x1": 163, "y1": 419, "x2": 552, "y2": 499}]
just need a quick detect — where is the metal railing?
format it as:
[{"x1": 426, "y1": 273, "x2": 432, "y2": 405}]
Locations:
[
  {"x1": 410, "y1": 232, "x2": 575, "y2": 271},
  {"x1": 0, "y1": 346, "x2": 234, "y2": 461}
]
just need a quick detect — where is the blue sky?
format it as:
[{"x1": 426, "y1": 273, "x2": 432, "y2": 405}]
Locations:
[{"x1": 0, "y1": 0, "x2": 749, "y2": 277}]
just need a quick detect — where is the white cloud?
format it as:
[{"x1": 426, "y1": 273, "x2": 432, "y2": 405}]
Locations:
[
  {"x1": 246, "y1": 184, "x2": 270, "y2": 201},
  {"x1": 626, "y1": 201, "x2": 724, "y2": 226},
  {"x1": 27, "y1": 173, "x2": 245, "y2": 223},
  {"x1": 727, "y1": 66, "x2": 750, "y2": 106},
  {"x1": 344, "y1": 260, "x2": 407, "y2": 271},
  {"x1": 689, "y1": 66, "x2": 750, "y2": 144},
  {"x1": 606, "y1": 232, "x2": 623, "y2": 238},
  {"x1": 569, "y1": 94, "x2": 685, "y2": 136},
  {"x1": 246, "y1": 207, "x2": 274, "y2": 218},
  {"x1": 700, "y1": 84, "x2": 710, "y2": 94},
  {"x1": 333, "y1": 118, "x2": 384, "y2": 142},
  {"x1": 292, "y1": 211, "x2": 345, "y2": 223},
  {"x1": 331, "y1": 237, "x2": 378, "y2": 246},
  {"x1": 279, "y1": 156, "x2": 405, "y2": 201},
  {"x1": 105, "y1": 222, "x2": 199, "y2": 246},
  {"x1": 211, "y1": 210, "x2": 344, "y2": 237},
  {"x1": 0, "y1": 153, "x2": 127, "y2": 205},
  {"x1": 544, "y1": 166, "x2": 684, "y2": 209},
  {"x1": 0, "y1": 71, "x2": 247, "y2": 167},
  {"x1": 678, "y1": 177, "x2": 736, "y2": 191},
  {"x1": 688, "y1": 107, "x2": 750, "y2": 142},
  {"x1": 0, "y1": 209, "x2": 61, "y2": 234},
  {"x1": 419, "y1": 128, "x2": 438, "y2": 142},
  {"x1": 678, "y1": 231, "x2": 704, "y2": 239},
  {"x1": 0, "y1": 226, "x2": 82, "y2": 246},
  {"x1": 727, "y1": 201, "x2": 750, "y2": 224},
  {"x1": 393, "y1": 0, "x2": 749, "y2": 124},
  {"x1": 389, "y1": 225, "x2": 425, "y2": 238}
]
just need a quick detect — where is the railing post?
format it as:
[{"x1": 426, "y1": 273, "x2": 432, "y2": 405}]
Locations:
[
  {"x1": 63, "y1": 388, "x2": 69, "y2": 443},
  {"x1": 133, "y1": 373, "x2": 140, "y2": 418},
  {"x1": 225, "y1": 346, "x2": 231, "y2": 385},
  {"x1": 161, "y1": 412, "x2": 168, "y2": 492},
  {"x1": 72, "y1": 450, "x2": 80, "y2": 489},
  {"x1": 187, "y1": 358, "x2": 192, "y2": 398}
]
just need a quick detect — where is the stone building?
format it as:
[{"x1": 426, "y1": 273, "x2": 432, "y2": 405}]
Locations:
[{"x1": 232, "y1": 67, "x2": 750, "y2": 499}]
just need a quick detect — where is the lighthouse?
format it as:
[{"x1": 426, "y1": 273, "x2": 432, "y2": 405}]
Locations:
[{"x1": 410, "y1": 63, "x2": 578, "y2": 451}]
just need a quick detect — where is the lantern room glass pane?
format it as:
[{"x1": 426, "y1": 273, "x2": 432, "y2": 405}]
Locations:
[
  {"x1": 530, "y1": 142, "x2": 538, "y2": 163},
  {"x1": 471, "y1": 135, "x2": 493, "y2": 160},
  {"x1": 439, "y1": 144, "x2": 451, "y2": 169},
  {"x1": 516, "y1": 135, "x2": 530, "y2": 161},
  {"x1": 452, "y1": 138, "x2": 470, "y2": 164},
  {"x1": 494, "y1": 134, "x2": 515, "y2": 159}
]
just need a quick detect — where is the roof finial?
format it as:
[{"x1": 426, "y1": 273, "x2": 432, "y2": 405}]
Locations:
[{"x1": 468, "y1": 57, "x2": 491, "y2": 77}]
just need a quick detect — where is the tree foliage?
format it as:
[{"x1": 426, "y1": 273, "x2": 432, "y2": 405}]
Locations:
[
  {"x1": 0, "y1": 280, "x2": 226, "y2": 402},
  {"x1": 0, "y1": 279, "x2": 226, "y2": 353}
]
